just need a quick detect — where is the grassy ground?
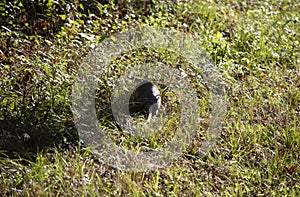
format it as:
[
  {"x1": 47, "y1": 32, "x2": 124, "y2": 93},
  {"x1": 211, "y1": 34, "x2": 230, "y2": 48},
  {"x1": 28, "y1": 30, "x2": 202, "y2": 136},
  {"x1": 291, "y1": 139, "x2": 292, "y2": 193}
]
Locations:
[{"x1": 0, "y1": 0, "x2": 299, "y2": 196}]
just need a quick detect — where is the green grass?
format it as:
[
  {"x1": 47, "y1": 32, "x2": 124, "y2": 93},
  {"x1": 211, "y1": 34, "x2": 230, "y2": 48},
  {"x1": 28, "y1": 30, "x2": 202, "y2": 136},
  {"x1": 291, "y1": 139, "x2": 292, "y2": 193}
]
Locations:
[{"x1": 1, "y1": 0, "x2": 299, "y2": 196}]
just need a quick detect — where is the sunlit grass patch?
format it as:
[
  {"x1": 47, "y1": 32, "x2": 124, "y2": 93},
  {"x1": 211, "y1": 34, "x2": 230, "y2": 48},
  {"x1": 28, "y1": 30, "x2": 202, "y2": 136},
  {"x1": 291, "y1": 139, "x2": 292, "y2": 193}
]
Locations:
[{"x1": 0, "y1": 0, "x2": 299, "y2": 196}]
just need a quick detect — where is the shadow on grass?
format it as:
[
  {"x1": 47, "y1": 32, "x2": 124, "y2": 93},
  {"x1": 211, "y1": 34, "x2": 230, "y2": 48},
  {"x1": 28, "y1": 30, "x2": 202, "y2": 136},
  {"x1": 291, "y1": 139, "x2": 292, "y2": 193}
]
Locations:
[{"x1": 0, "y1": 113, "x2": 79, "y2": 160}]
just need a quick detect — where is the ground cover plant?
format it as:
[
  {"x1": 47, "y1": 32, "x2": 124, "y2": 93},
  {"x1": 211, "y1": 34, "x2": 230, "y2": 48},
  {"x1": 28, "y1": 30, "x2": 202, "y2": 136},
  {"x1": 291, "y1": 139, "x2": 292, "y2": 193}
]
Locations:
[{"x1": 0, "y1": 0, "x2": 299, "y2": 196}]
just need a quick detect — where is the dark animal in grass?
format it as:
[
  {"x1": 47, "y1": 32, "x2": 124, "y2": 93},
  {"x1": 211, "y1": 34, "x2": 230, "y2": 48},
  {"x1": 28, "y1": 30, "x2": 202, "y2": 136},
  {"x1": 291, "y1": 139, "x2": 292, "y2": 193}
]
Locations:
[{"x1": 129, "y1": 81, "x2": 161, "y2": 121}]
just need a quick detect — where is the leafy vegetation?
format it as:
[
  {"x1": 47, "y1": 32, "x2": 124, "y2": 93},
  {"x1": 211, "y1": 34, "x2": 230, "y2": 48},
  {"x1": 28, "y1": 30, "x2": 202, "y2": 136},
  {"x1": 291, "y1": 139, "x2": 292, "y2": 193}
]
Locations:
[{"x1": 0, "y1": 0, "x2": 299, "y2": 196}]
